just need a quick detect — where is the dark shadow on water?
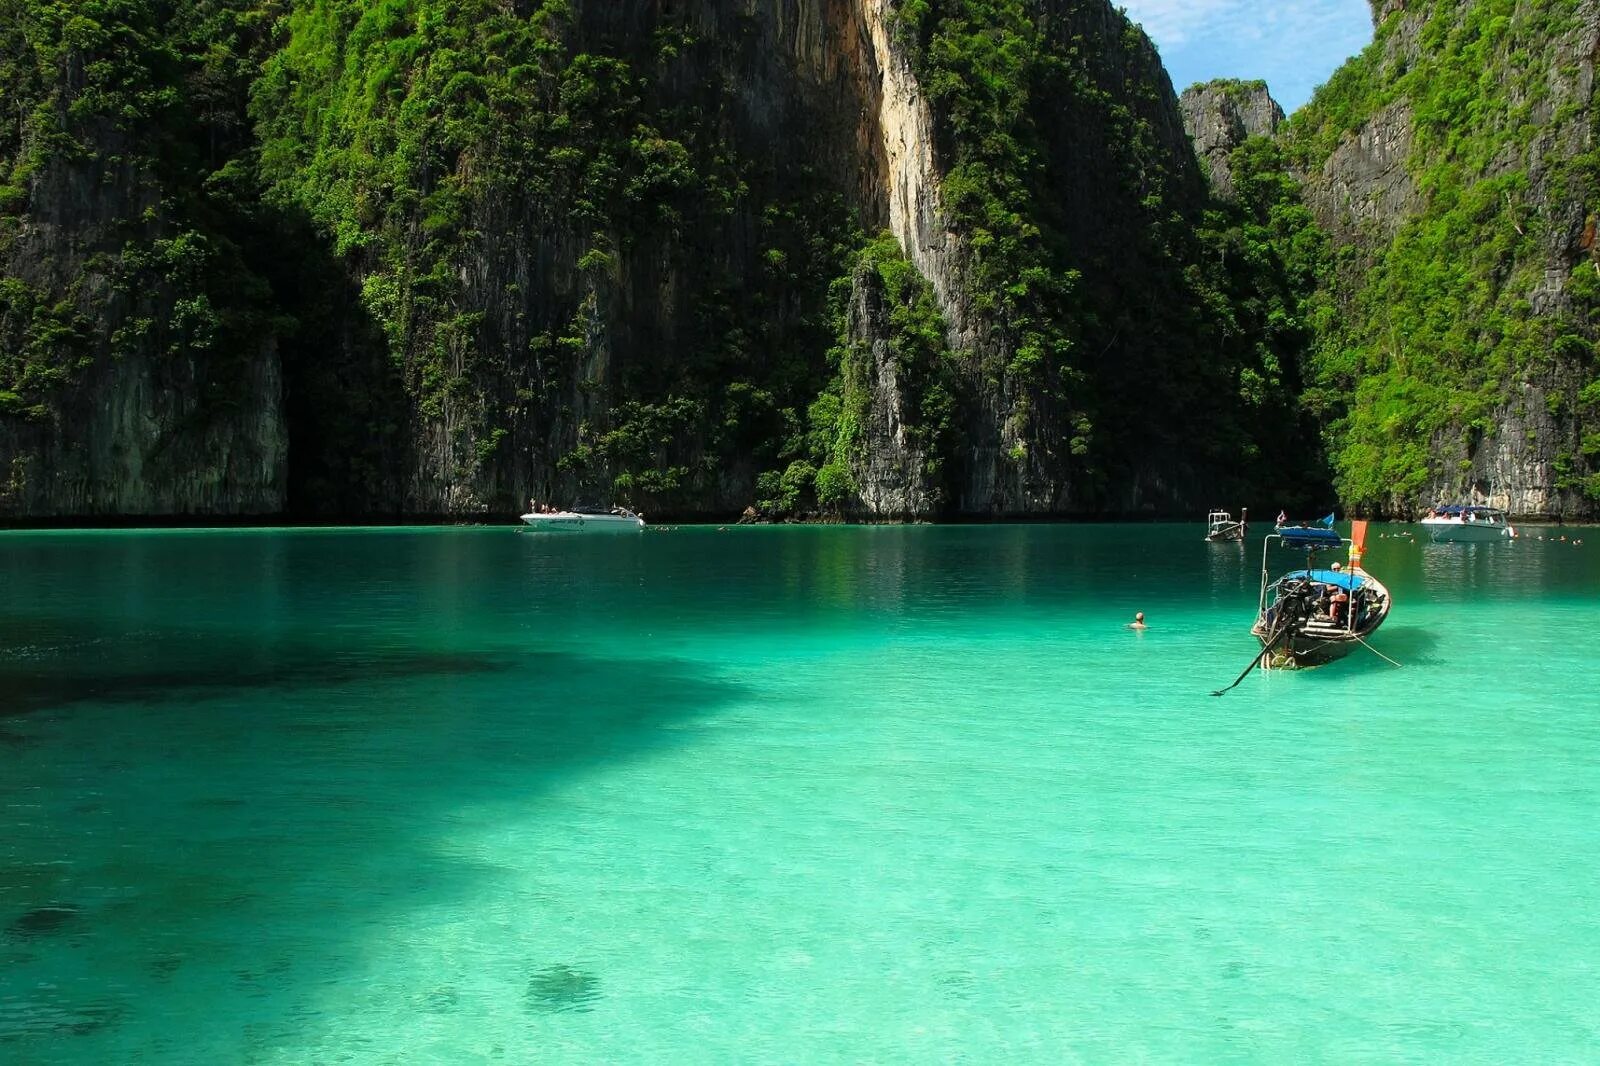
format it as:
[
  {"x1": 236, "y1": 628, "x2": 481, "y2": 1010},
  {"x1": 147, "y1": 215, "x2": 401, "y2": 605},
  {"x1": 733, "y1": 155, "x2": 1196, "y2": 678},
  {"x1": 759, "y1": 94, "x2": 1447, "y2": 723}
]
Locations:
[
  {"x1": 1357, "y1": 625, "x2": 1444, "y2": 669},
  {"x1": 0, "y1": 643, "x2": 514, "y2": 718},
  {"x1": 0, "y1": 621, "x2": 746, "y2": 1054},
  {"x1": 6, "y1": 905, "x2": 79, "y2": 939},
  {"x1": 1294, "y1": 626, "x2": 1445, "y2": 682}
]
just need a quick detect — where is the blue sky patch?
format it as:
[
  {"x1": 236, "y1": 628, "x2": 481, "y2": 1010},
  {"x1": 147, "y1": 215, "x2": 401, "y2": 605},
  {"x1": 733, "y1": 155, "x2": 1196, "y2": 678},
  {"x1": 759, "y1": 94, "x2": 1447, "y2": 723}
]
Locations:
[{"x1": 1120, "y1": 0, "x2": 1374, "y2": 112}]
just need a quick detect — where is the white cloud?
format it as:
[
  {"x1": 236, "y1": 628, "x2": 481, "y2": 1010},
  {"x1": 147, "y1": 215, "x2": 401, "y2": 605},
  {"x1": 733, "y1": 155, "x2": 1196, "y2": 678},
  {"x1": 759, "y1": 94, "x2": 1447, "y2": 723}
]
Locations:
[{"x1": 1118, "y1": 0, "x2": 1242, "y2": 48}]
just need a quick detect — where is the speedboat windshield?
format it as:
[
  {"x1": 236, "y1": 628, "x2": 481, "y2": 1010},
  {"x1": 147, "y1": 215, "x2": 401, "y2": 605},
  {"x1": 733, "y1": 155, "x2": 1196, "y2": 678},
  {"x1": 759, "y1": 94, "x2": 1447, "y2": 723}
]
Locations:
[{"x1": 1429, "y1": 505, "x2": 1506, "y2": 518}]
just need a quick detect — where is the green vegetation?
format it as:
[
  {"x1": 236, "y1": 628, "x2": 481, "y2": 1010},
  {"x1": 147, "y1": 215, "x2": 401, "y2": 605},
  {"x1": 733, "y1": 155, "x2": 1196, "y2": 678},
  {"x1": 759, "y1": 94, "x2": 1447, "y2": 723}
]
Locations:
[
  {"x1": 1193, "y1": 136, "x2": 1332, "y2": 500},
  {"x1": 894, "y1": 0, "x2": 1080, "y2": 390},
  {"x1": 850, "y1": 235, "x2": 963, "y2": 498},
  {"x1": 0, "y1": 277, "x2": 91, "y2": 418},
  {"x1": 253, "y1": 0, "x2": 866, "y2": 511},
  {"x1": 1190, "y1": 77, "x2": 1271, "y2": 103},
  {"x1": 1285, "y1": 0, "x2": 1600, "y2": 509},
  {"x1": 3, "y1": 0, "x2": 1592, "y2": 517},
  {"x1": 780, "y1": 233, "x2": 964, "y2": 516},
  {"x1": 896, "y1": 0, "x2": 1326, "y2": 500},
  {"x1": 0, "y1": 0, "x2": 303, "y2": 427}
]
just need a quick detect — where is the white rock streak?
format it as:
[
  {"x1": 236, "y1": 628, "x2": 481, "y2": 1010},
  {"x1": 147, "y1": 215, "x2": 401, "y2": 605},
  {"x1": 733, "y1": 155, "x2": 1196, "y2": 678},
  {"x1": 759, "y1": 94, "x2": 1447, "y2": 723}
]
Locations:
[{"x1": 859, "y1": 0, "x2": 972, "y2": 342}]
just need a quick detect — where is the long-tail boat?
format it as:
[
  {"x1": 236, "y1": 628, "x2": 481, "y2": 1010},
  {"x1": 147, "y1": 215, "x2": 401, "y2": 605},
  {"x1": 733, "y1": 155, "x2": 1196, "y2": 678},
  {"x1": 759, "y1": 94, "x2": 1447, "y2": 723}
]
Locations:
[{"x1": 1250, "y1": 519, "x2": 1390, "y2": 669}]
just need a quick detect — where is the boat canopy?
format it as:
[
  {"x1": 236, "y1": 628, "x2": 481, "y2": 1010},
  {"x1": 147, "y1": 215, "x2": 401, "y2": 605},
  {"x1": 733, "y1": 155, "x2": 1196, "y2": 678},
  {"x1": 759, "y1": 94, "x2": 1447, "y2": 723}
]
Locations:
[
  {"x1": 1283, "y1": 568, "x2": 1368, "y2": 591},
  {"x1": 1276, "y1": 526, "x2": 1343, "y2": 548},
  {"x1": 1431, "y1": 505, "x2": 1505, "y2": 516}
]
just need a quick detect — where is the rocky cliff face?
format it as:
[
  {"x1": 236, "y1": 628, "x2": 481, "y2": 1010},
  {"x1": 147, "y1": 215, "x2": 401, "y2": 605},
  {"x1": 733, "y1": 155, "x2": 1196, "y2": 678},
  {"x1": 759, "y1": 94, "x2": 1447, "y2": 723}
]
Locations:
[
  {"x1": 1284, "y1": 0, "x2": 1600, "y2": 517},
  {"x1": 1302, "y1": 100, "x2": 1418, "y2": 245},
  {"x1": 253, "y1": 0, "x2": 912, "y2": 518},
  {"x1": 0, "y1": 8, "x2": 288, "y2": 517},
  {"x1": 1, "y1": 0, "x2": 1309, "y2": 521},
  {"x1": 876, "y1": 0, "x2": 1259, "y2": 516},
  {"x1": 1180, "y1": 80, "x2": 1285, "y2": 199},
  {"x1": 839, "y1": 258, "x2": 948, "y2": 518}
]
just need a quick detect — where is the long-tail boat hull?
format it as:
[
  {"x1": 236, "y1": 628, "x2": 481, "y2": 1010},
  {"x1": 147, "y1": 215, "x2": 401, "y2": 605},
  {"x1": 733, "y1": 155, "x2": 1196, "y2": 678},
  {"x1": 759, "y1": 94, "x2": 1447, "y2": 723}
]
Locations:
[
  {"x1": 1251, "y1": 571, "x2": 1392, "y2": 669},
  {"x1": 1250, "y1": 521, "x2": 1391, "y2": 671}
]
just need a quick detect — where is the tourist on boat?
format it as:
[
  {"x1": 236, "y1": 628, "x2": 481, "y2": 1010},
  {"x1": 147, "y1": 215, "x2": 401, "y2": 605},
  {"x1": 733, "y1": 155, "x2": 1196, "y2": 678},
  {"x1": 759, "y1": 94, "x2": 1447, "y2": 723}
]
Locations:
[
  {"x1": 1330, "y1": 589, "x2": 1350, "y2": 626},
  {"x1": 1128, "y1": 612, "x2": 1147, "y2": 630}
]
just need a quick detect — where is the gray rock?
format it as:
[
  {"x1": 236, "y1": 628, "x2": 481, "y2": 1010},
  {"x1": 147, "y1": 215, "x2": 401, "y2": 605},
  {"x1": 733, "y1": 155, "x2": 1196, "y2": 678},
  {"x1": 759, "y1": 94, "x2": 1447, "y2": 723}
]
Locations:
[
  {"x1": 1299, "y1": 0, "x2": 1600, "y2": 517},
  {"x1": 1180, "y1": 81, "x2": 1286, "y2": 199}
]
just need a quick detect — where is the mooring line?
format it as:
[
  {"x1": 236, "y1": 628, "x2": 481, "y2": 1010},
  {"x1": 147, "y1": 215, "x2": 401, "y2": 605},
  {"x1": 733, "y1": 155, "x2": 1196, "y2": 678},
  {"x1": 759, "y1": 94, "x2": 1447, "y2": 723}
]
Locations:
[{"x1": 1355, "y1": 634, "x2": 1403, "y2": 669}]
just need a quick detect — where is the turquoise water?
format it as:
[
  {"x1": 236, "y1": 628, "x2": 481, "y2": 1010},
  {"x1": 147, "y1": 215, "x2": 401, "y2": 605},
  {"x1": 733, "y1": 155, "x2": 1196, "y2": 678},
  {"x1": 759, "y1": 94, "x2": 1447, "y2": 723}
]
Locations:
[{"x1": 2, "y1": 523, "x2": 1598, "y2": 1062}]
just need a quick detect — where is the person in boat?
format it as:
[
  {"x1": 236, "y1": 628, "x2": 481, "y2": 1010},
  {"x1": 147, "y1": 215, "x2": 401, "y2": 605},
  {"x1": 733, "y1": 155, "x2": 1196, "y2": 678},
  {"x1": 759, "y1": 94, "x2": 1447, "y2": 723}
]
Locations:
[
  {"x1": 1127, "y1": 612, "x2": 1147, "y2": 630},
  {"x1": 1329, "y1": 589, "x2": 1350, "y2": 626}
]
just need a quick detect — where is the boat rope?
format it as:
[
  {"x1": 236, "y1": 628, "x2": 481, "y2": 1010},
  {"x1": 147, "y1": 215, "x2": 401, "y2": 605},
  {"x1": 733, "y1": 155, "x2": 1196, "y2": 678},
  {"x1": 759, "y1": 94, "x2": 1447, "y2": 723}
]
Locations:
[
  {"x1": 1354, "y1": 633, "x2": 1403, "y2": 669},
  {"x1": 1211, "y1": 587, "x2": 1309, "y2": 697}
]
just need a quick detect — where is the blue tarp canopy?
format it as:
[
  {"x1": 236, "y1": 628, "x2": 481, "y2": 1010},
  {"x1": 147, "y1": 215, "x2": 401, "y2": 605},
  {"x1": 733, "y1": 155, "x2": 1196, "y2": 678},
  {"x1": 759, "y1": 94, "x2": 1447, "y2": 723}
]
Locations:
[
  {"x1": 1276, "y1": 526, "x2": 1343, "y2": 548},
  {"x1": 1433, "y1": 505, "x2": 1502, "y2": 516},
  {"x1": 1284, "y1": 568, "x2": 1366, "y2": 591}
]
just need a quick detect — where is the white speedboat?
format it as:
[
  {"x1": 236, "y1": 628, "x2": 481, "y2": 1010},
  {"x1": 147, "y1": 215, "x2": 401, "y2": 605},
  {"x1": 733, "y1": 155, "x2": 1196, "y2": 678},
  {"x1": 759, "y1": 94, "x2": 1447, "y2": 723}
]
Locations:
[
  {"x1": 521, "y1": 507, "x2": 645, "y2": 533},
  {"x1": 1420, "y1": 505, "x2": 1514, "y2": 543}
]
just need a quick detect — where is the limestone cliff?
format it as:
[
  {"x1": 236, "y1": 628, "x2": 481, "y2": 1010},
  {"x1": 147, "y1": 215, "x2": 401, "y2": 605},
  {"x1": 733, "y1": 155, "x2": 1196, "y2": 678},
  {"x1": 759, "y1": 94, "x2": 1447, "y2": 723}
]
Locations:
[
  {"x1": 1283, "y1": 0, "x2": 1600, "y2": 517},
  {"x1": 877, "y1": 0, "x2": 1267, "y2": 516},
  {"x1": 1, "y1": 0, "x2": 1310, "y2": 521},
  {"x1": 0, "y1": 4, "x2": 287, "y2": 516},
  {"x1": 1180, "y1": 80, "x2": 1285, "y2": 199}
]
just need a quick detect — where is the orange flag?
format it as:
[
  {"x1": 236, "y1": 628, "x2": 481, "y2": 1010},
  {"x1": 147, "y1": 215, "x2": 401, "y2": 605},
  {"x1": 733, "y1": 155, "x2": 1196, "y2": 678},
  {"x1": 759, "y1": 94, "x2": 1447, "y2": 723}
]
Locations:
[{"x1": 1350, "y1": 519, "x2": 1369, "y2": 569}]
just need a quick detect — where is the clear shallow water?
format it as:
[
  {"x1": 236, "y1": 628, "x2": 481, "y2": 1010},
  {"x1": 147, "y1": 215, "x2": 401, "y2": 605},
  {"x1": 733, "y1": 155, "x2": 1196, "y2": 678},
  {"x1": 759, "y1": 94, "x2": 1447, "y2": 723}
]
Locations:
[{"x1": 2, "y1": 523, "x2": 1598, "y2": 1063}]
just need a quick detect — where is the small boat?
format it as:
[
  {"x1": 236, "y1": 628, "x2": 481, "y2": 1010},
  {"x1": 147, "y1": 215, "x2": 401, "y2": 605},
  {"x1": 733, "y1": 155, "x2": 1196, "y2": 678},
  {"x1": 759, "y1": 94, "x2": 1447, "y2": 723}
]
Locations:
[
  {"x1": 1205, "y1": 508, "x2": 1248, "y2": 542},
  {"x1": 1420, "y1": 505, "x2": 1515, "y2": 542},
  {"x1": 1250, "y1": 520, "x2": 1391, "y2": 669},
  {"x1": 521, "y1": 506, "x2": 646, "y2": 533}
]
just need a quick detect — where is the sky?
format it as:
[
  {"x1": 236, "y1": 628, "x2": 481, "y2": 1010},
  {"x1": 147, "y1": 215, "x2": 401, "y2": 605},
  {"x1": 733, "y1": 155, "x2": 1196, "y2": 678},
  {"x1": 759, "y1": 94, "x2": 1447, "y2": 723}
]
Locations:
[{"x1": 1118, "y1": 0, "x2": 1374, "y2": 113}]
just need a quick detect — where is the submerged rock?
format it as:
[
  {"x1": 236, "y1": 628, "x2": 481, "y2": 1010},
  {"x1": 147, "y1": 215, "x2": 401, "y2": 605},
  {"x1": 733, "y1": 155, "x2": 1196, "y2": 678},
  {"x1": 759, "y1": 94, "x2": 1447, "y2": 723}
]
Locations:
[
  {"x1": 6, "y1": 904, "x2": 79, "y2": 939},
  {"x1": 525, "y1": 964, "x2": 601, "y2": 1014}
]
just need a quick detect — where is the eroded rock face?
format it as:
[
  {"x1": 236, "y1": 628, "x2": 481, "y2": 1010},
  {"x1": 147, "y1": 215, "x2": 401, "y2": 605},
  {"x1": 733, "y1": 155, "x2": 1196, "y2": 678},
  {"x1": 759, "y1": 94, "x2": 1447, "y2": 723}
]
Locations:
[
  {"x1": 0, "y1": 0, "x2": 1239, "y2": 520},
  {"x1": 358, "y1": 0, "x2": 905, "y2": 519},
  {"x1": 0, "y1": 135, "x2": 285, "y2": 518},
  {"x1": 1438, "y1": 380, "x2": 1577, "y2": 517},
  {"x1": 1299, "y1": 0, "x2": 1600, "y2": 517},
  {"x1": 841, "y1": 264, "x2": 944, "y2": 519},
  {"x1": 1180, "y1": 81, "x2": 1285, "y2": 199},
  {"x1": 0, "y1": 334, "x2": 284, "y2": 516},
  {"x1": 1371, "y1": 0, "x2": 1409, "y2": 27},
  {"x1": 1305, "y1": 100, "x2": 1419, "y2": 244}
]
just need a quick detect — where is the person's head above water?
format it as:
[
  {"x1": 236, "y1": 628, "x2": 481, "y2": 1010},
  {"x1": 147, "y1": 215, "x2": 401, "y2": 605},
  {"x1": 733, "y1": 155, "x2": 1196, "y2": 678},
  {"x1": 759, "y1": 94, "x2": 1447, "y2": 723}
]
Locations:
[{"x1": 1331, "y1": 562, "x2": 1342, "y2": 571}]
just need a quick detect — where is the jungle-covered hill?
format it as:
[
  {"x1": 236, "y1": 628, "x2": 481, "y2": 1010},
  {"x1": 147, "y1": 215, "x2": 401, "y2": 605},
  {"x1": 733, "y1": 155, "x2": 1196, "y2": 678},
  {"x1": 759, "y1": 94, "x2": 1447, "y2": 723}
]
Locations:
[{"x1": 1, "y1": 0, "x2": 1595, "y2": 520}]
